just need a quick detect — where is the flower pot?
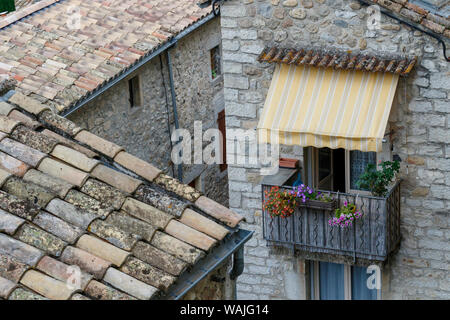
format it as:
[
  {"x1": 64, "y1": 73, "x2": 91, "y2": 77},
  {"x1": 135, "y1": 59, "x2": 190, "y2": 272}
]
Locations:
[{"x1": 298, "y1": 199, "x2": 337, "y2": 211}]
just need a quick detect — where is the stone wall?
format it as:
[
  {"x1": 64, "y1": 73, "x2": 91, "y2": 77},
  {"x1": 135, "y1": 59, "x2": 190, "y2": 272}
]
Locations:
[
  {"x1": 222, "y1": 0, "x2": 449, "y2": 299},
  {"x1": 68, "y1": 18, "x2": 229, "y2": 206},
  {"x1": 183, "y1": 258, "x2": 236, "y2": 300}
]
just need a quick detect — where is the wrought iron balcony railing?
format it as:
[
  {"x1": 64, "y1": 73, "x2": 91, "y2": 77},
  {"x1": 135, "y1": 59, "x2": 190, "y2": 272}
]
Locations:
[{"x1": 262, "y1": 181, "x2": 402, "y2": 264}]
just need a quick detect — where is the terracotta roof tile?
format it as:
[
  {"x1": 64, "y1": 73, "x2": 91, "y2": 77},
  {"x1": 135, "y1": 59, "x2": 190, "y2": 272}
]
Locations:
[
  {"x1": 51, "y1": 144, "x2": 99, "y2": 172},
  {"x1": 23, "y1": 169, "x2": 73, "y2": 198},
  {"x1": 365, "y1": 1, "x2": 450, "y2": 38},
  {"x1": 0, "y1": 168, "x2": 11, "y2": 187},
  {"x1": 8, "y1": 92, "x2": 51, "y2": 115},
  {"x1": 0, "y1": 115, "x2": 20, "y2": 134},
  {"x1": 0, "y1": 137, "x2": 46, "y2": 167},
  {"x1": 0, "y1": 189, "x2": 40, "y2": 220},
  {"x1": 15, "y1": 223, "x2": 66, "y2": 257},
  {"x1": 120, "y1": 256, "x2": 176, "y2": 292},
  {"x1": 36, "y1": 256, "x2": 93, "y2": 291},
  {"x1": 180, "y1": 208, "x2": 229, "y2": 241},
  {"x1": 114, "y1": 151, "x2": 161, "y2": 182},
  {"x1": 0, "y1": 76, "x2": 244, "y2": 299},
  {"x1": 71, "y1": 293, "x2": 90, "y2": 300},
  {"x1": 134, "y1": 185, "x2": 188, "y2": 218},
  {"x1": 0, "y1": 209, "x2": 25, "y2": 235},
  {"x1": 0, "y1": 102, "x2": 15, "y2": 116},
  {"x1": 7, "y1": 110, "x2": 41, "y2": 129},
  {"x1": 0, "y1": 276, "x2": 16, "y2": 299},
  {"x1": 91, "y1": 164, "x2": 142, "y2": 194},
  {"x1": 154, "y1": 173, "x2": 202, "y2": 202},
  {"x1": 8, "y1": 287, "x2": 47, "y2": 300},
  {"x1": 121, "y1": 197, "x2": 173, "y2": 229},
  {"x1": 195, "y1": 196, "x2": 244, "y2": 228},
  {"x1": 151, "y1": 231, "x2": 204, "y2": 265},
  {"x1": 88, "y1": 220, "x2": 139, "y2": 251},
  {"x1": 60, "y1": 246, "x2": 111, "y2": 280},
  {"x1": 64, "y1": 189, "x2": 112, "y2": 219},
  {"x1": 258, "y1": 47, "x2": 418, "y2": 76},
  {"x1": 0, "y1": 150, "x2": 29, "y2": 176},
  {"x1": 76, "y1": 235, "x2": 129, "y2": 267},
  {"x1": 165, "y1": 220, "x2": 216, "y2": 251},
  {"x1": 132, "y1": 241, "x2": 187, "y2": 277},
  {"x1": 38, "y1": 157, "x2": 89, "y2": 187},
  {"x1": 85, "y1": 280, "x2": 136, "y2": 300},
  {"x1": 20, "y1": 270, "x2": 75, "y2": 300},
  {"x1": 41, "y1": 129, "x2": 98, "y2": 158},
  {"x1": 105, "y1": 211, "x2": 157, "y2": 243},
  {"x1": 11, "y1": 125, "x2": 59, "y2": 153},
  {"x1": 2, "y1": 176, "x2": 55, "y2": 207},
  {"x1": 0, "y1": 233, "x2": 43, "y2": 266},
  {"x1": 75, "y1": 130, "x2": 123, "y2": 158},
  {"x1": 0, "y1": 252, "x2": 29, "y2": 283},
  {"x1": 45, "y1": 198, "x2": 97, "y2": 229},
  {"x1": 33, "y1": 211, "x2": 83, "y2": 244},
  {"x1": 80, "y1": 178, "x2": 127, "y2": 210},
  {"x1": 103, "y1": 267, "x2": 158, "y2": 300}
]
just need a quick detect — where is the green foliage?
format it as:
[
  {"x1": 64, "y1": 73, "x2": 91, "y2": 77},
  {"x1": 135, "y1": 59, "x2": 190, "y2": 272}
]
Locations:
[
  {"x1": 356, "y1": 160, "x2": 400, "y2": 197},
  {"x1": 0, "y1": 0, "x2": 15, "y2": 13}
]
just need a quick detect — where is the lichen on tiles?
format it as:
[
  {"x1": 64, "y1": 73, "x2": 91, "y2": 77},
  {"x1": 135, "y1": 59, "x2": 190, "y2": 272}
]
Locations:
[
  {"x1": 88, "y1": 220, "x2": 140, "y2": 251},
  {"x1": 0, "y1": 189, "x2": 40, "y2": 220},
  {"x1": 134, "y1": 184, "x2": 188, "y2": 218},
  {"x1": 65, "y1": 189, "x2": 113, "y2": 218},
  {"x1": 81, "y1": 178, "x2": 126, "y2": 210},
  {"x1": 10, "y1": 125, "x2": 59, "y2": 154},
  {"x1": 154, "y1": 173, "x2": 202, "y2": 202},
  {"x1": 15, "y1": 224, "x2": 67, "y2": 257}
]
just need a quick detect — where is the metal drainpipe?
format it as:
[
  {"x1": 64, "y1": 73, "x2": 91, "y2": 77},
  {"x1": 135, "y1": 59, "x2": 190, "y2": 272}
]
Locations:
[
  {"x1": 166, "y1": 48, "x2": 183, "y2": 181},
  {"x1": 229, "y1": 246, "x2": 245, "y2": 300}
]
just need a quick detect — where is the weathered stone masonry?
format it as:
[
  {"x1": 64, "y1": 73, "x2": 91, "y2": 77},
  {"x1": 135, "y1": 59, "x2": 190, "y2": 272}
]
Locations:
[
  {"x1": 68, "y1": 18, "x2": 229, "y2": 206},
  {"x1": 222, "y1": 0, "x2": 449, "y2": 299}
]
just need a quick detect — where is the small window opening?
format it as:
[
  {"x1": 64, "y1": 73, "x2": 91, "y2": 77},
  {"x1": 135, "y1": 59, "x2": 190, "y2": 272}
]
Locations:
[
  {"x1": 128, "y1": 75, "x2": 142, "y2": 108},
  {"x1": 210, "y1": 46, "x2": 221, "y2": 80}
]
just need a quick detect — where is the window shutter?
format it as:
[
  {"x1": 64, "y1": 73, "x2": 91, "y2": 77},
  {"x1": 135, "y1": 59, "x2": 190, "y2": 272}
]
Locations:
[{"x1": 218, "y1": 110, "x2": 227, "y2": 172}]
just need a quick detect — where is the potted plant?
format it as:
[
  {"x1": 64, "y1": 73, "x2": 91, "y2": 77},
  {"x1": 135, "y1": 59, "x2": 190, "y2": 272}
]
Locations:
[
  {"x1": 328, "y1": 201, "x2": 363, "y2": 228},
  {"x1": 291, "y1": 184, "x2": 336, "y2": 210},
  {"x1": 356, "y1": 160, "x2": 400, "y2": 197},
  {"x1": 263, "y1": 186, "x2": 297, "y2": 218}
]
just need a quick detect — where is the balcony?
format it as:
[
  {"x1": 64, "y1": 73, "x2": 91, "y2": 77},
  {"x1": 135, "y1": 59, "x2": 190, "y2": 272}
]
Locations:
[{"x1": 262, "y1": 181, "x2": 402, "y2": 265}]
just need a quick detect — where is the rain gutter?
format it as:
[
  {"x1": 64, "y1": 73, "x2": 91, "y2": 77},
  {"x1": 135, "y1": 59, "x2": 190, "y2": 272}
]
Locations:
[{"x1": 163, "y1": 229, "x2": 254, "y2": 300}]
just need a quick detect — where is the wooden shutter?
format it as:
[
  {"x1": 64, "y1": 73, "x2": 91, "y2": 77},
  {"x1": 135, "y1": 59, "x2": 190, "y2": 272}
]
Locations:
[{"x1": 218, "y1": 110, "x2": 227, "y2": 171}]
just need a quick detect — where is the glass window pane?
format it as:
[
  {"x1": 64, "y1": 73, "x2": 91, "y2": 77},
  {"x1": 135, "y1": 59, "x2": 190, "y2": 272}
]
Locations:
[
  {"x1": 351, "y1": 266, "x2": 378, "y2": 300},
  {"x1": 350, "y1": 151, "x2": 376, "y2": 190},
  {"x1": 319, "y1": 262, "x2": 345, "y2": 300}
]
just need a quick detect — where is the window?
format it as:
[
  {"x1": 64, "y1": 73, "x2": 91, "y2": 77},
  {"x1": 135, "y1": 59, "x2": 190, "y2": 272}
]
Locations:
[
  {"x1": 218, "y1": 110, "x2": 227, "y2": 172},
  {"x1": 349, "y1": 151, "x2": 377, "y2": 191},
  {"x1": 210, "y1": 46, "x2": 221, "y2": 80},
  {"x1": 128, "y1": 75, "x2": 142, "y2": 108},
  {"x1": 309, "y1": 261, "x2": 379, "y2": 300}
]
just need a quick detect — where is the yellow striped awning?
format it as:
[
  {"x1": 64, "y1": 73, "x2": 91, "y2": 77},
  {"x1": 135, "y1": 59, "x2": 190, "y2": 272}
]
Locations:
[{"x1": 257, "y1": 64, "x2": 399, "y2": 152}]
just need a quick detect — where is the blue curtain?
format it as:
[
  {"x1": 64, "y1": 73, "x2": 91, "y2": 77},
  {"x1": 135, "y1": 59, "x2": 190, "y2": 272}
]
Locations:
[
  {"x1": 319, "y1": 262, "x2": 345, "y2": 300},
  {"x1": 351, "y1": 266, "x2": 378, "y2": 300}
]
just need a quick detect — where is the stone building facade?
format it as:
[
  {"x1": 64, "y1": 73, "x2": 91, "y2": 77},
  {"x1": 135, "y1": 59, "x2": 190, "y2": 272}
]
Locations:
[
  {"x1": 221, "y1": 0, "x2": 449, "y2": 299},
  {"x1": 68, "y1": 18, "x2": 229, "y2": 206}
]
